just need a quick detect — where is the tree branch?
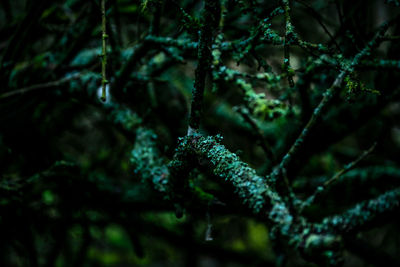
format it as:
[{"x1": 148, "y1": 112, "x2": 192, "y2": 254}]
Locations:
[{"x1": 188, "y1": 0, "x2": 220, "y2": 133}]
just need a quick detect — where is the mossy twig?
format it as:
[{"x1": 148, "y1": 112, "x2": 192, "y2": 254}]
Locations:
[{"x1": 100, "y1": 0, "x2": 108, "y2": 102}]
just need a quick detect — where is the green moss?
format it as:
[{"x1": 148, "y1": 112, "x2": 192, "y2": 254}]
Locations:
[
  {"x1": 321, "y1": 188, "x2": 400, "y2": 233},
  {"x1": 130, "y1": 128, "x2": 169, "y2": 193}
]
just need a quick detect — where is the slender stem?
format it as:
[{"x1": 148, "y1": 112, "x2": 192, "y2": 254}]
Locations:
[
  {"x1": 235, "y1": 106, "x2": 275, "y2": 162},
  {"x1": 325, "y1": 143, "x2": 377, "y2": 187},
  {"x1": 282, "y1": 0, "x2": 295, "y2": 88},
  {"x1": 300, "y1": 142, "x2": 377, "y2": 213},
  {"x1": 0, "y1": 73, "x2": 81, "y2": 99},
  {"x1": 294, "y1": 0, "x2": 342, "y2": 52},
  {"x1": 101, "y1": 0, "x2": 108, "y2": 102}
]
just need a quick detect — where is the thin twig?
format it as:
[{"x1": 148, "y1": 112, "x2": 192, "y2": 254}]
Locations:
[
  {"x1": 234, "y1": 106, "x2": 275, "y2": 162},
  {"x1": 276, "y1": 19, "x2": 391, "y2": 176},
  {"x1": 300, "y1": 142, "x2": 377, "y2": 213},
  {"x1": 100, "y1": 0, "x2": 108, "y2": 102},
  {"x1": 282, "y1": 0, "x2": 295, "y2": 88},
  {"x1": 0, "y1": 73, "x2": 81, "y2": 99},
  {"x1": 294, "y1": 0, "x2": 342, "y2": 52},
  {"x1": 325, "y1": 143, "x2": 377, "y2": 187}
]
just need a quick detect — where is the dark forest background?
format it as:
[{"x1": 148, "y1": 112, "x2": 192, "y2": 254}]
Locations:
[{"x1": 1, "y1": 0, "x2": 400, "y2": 266}]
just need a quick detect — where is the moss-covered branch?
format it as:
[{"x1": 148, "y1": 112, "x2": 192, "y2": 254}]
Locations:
[
  {"x1": 276, "y1": 19, "x2": 392, "y2": 176},
  {"x1": 188, "y1": 0, "x2": 221, "y2": 132},
  {"x1": 130, "y1": 127, "x2": 169, "y2": 193},
  {"x1": 130, "y1": 123, "x2": 400, "y2": 265},
  {"x1": 282, "y1": 0, "x2": 295, "y2": 87},
  {"x1": 320, "y1": 187, "x2": 400, "y2": 233}
]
